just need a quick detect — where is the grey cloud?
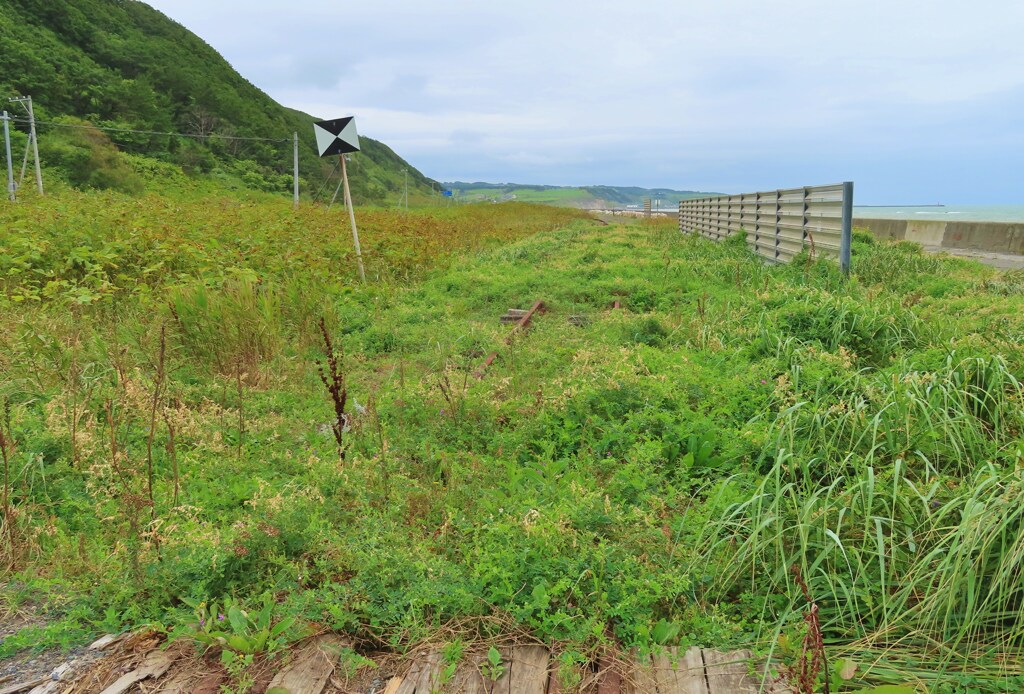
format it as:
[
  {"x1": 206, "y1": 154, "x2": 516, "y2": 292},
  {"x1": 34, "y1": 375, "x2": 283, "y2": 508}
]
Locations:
[{"x1": 148, "y1": 0, "x2": 1024, "y2": 203}]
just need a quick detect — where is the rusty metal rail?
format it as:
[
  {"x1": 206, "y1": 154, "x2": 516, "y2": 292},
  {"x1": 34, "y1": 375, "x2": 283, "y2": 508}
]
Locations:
[{"x1": 474, "y1": 300, "x2": 546, "y2": 379}]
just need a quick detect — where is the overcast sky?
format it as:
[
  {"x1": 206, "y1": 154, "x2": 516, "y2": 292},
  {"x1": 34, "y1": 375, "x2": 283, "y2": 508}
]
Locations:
[{"x1": 147, "y1": 0, "x2": 1024, "y2": 204}]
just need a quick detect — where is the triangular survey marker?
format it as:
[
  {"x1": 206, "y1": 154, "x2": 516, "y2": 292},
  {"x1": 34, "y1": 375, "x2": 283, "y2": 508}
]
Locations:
[{"x1": 313, "y1": 116, "x2": 360, "y2": 157}]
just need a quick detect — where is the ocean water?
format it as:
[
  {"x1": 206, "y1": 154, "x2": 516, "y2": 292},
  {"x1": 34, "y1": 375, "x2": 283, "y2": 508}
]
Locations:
[{"x1": 853, "y1": 205, "x2": 1024, "y2": 223}]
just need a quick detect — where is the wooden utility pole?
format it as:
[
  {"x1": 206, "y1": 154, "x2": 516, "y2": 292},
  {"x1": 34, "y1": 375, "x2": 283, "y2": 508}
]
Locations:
[{"x1": 340, "y1": 154, "x2": 365, "y2": 282}]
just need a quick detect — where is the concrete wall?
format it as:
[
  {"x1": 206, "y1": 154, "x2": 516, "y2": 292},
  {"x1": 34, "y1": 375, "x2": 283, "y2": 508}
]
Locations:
[{"x1": 854, "y1": 218, "x2": 1024, "y2": 255}]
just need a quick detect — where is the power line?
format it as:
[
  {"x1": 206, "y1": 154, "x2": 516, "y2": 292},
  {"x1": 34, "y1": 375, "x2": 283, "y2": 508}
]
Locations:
[
  {"x1": 8, "y1": 115, "x2": 289, "y2": 143},
  {"x1": 311, "y1": 157, "x2": 341, "y2": 204}
]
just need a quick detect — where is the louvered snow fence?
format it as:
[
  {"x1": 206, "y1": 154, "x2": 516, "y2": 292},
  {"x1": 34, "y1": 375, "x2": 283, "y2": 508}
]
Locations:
[{"x1": 679, "y1": 182, "x2": 854, "y2": 273}]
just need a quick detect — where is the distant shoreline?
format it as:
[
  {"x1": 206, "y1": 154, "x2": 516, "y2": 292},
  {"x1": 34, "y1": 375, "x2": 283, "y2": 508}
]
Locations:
[{"x1": 853, "y1": 205, "x2": 1024, "y2": 223}]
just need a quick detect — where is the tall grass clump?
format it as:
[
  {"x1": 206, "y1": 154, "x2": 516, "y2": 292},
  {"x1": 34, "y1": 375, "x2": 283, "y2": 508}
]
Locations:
[
  {"x1": 168, "y1": 277, "x2": 283, "y2": 376},
  {"x1": 699, "y1": 454, "x2": 1024, "y2": 658},
  {"x1": 769, "y1": 352, "x2": 1023, "y2": 475},
  {"x1": 770, "y1": 293, "x2": 925, "y2": 366}
]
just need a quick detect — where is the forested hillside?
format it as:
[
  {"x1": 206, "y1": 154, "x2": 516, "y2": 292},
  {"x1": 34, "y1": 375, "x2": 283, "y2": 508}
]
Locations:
[{"x1": 0, "y1": 0, "x2": 437, "y2": 201}]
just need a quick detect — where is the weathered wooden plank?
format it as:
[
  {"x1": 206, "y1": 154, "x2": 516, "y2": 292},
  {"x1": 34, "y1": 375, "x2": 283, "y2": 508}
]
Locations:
[
  {"x1": 151, "y1": 663, "x2": 214, "y2": 694},
  {"x1": 445, "y1": 653, "x2": 490, "y2": 694},
  {"x1": 0, "y1": 678, "x2": 47, "y2": 694},
  {"x1": 545, "y1": 667, "x2": 563, "y2": 694},
  {"x1": 381, "y1": 676, "x2": 403, "y2": 694},
  {"x1": 88, "y1": 634, "x2": 127, "y2": 651},
  {"x1": 415, "y1": 652, "x2": 443, "y2": 694},
  {"x1": 509, "y1": 646, "x2": 548, "y2": 694},
  {"x1": 97, "y1": 649, "x2": 177, "y2": 694},
  {"x1": 626, "y1": 652, "x2": 656, "y2": 694},
  {"x1": 445, "y1": 660, "x2": 487, "y2": 694},
  {"x1": 395, "y1": 651, "x2": 442, "y2": 694},
  {"x1": 490, "y1": 648, "x2": 513, "y2": 694},
  {"x1": 266, "y1": 634, "x2": 346, "y2": 694},
  {"x1": 652, "y1": 649, "x2": 677, "y2": 694},
  {"x1": 395, "y1": 658, "x2": 424, "y2": 694},
  {"x1": 594, "y1": 653, "x2": 622, "y2": 694},
  {"x1": 152, "y1": 669, "x2": 199, "y2": 694},
  {"x1": 679, "y1": 648, "x2": 709, "y2": 694},
  {"x1": 702, "y1": 650, "x2": 757, "y2": 694},
  {"x1": 652, "y1": 648, "x2": 708, "y2": 694}
]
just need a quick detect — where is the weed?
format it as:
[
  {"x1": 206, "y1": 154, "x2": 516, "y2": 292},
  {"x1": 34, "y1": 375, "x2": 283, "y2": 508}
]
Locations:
[
  {"x1": 480, "y1": 646, "x2": 505, "y2": 683},
  {"x1": 316, "y1": 317, "x2": 348, "y2": 461},
  {"x1": 172, "y1": 594, "x2": 300, "y2": 657},
  {"x1": 0, "y1": 399, "x2": 14, "y2": 569},
  {"x1": 780, "y1": 565, "x2": 828, "y2": 694},
  {"x1": 145, "y1": 322, "x2": 167, "y2": 516}
]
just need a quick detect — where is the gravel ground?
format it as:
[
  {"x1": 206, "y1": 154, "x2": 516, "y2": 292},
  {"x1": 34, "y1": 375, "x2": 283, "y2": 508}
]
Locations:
[{"x1": 0, "y1": 613, "x2": 107, "y2": 690}]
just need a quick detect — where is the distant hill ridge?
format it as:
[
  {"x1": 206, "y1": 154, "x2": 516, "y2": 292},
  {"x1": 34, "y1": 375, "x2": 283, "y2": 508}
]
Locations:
[
  {"x1": 0, "y1": 0, "x2": 437, "y2": 201},
  {"x1": 446, "y1": 181, "x2": 722, "y2": 209}
]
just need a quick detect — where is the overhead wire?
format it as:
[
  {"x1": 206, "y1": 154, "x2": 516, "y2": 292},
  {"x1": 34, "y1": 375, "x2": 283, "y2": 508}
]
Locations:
[
  {"x1": 2, "y1": 110, "x2": 346, "y2": 205},
  {"x1": 310, "y1": 158, "x2": 341, "y2": 204},
  {"x1": 8, "y1": 115, "x2": 289, "y2": 142}
]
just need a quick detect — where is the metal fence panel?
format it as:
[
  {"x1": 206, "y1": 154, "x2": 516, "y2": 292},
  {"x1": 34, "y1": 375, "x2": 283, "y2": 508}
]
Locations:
[{"x1": 678, "y1": 182, "x2": 853, "y2": 272}]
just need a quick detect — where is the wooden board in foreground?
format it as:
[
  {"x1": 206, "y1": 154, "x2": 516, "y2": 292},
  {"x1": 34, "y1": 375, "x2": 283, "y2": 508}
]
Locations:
[
  {"x1": 266, "y1": 634, "x2": 347, "y2": 694},
  {"x1": 702, "y1": 649, "x2": 758, "y2": 694},
  {"x1": 394, "y1": 651, "x2": 442, "y2": 694},
  {"x1": 508, "y1": 645, "x2": 548, "y2": 694},
  {"x1": 652, "y1": 647, "x2": 708, "y2": 694},
  {"x1": 97, "y1": 649, "x2": 176, "y2": 694}
]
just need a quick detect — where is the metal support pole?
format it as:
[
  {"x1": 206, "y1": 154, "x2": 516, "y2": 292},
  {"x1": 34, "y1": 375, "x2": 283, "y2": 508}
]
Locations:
[
  {"x1": 2, "y1": 111, "x2": 15, "y2": 202},
  {"x1": 292, "y1": 132, "x2": 299, "y2": 209},
  {"x1": 19, "y1": 127, "x2": 30, "y2": 186},
  {"x1": 328, "y1": 176, "x2": 343, "y2": 210},
  {"x1": 340, "y1": 154, "x2": 366, "y2": 282},
  {"x1": 840, "y1": 180, "x2": 854, "y2": 275},
  {"x1": 26, "y1": 97, "x2": 42, "y2": 195}
]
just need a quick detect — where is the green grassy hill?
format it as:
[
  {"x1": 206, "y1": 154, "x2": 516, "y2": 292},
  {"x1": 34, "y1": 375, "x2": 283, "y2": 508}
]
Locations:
[
  {"x1": 0, "y1": 0, "x2": 437, "y2": 202},
  {"x1": 447, "y1": 181, "x2": 719, "y2": 209}
]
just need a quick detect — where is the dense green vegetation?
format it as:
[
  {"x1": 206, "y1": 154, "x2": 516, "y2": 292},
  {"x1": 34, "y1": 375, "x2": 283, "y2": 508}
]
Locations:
[
  {"x1": 448, "y1": 182, "x2": 715, "y2": 208},
  {"x1": 0, "y1": 0, "x2": 437, "y2": 202},
  {"x1": 2, "y1": 186, "x2": 1024, "y2": 691}
]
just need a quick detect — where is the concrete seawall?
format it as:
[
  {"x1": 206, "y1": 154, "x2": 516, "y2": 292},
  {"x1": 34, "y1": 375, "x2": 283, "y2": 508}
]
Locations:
[{"x1": 854, "y1": 218, "x2": 1024, "y2": 255}]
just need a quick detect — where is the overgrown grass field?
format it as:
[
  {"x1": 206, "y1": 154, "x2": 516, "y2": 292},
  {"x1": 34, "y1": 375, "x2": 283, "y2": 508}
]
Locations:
[{"x1": 2, "y1": 190, "x2": 1024, "y2": 692}]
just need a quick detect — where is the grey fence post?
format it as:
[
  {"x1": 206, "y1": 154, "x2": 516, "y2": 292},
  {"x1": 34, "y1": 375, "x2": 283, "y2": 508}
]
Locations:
[
  {"x1": 2, "y1": 111, "x2": 14, "y2": 202},
  {"x1": 840, "y1": 181, "x2": 854, "y2": 275},
  {"x1": 774, "y1": 189, "x2": 782, "y2": 261}
]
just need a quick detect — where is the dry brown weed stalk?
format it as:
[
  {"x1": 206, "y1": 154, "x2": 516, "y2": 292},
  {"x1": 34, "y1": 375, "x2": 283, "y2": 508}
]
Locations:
[{"x1": 317, "y1": 317, "x2": 348, "y2": 461}]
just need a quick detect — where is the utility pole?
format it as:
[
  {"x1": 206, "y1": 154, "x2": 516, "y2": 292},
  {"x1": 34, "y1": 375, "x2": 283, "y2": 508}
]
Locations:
[
  {"x1": 292, "y1": 132, "x2": 299, "y2": 209},
  {"x1": 403, "y1": 168, "x2": 408, "y2": 210},
  {"x1": 2, "y1": 111, "x2": 15, "y2": 202},
  {"x1": 9, "y1": 96, "x2": 42, "y2": 196}
]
